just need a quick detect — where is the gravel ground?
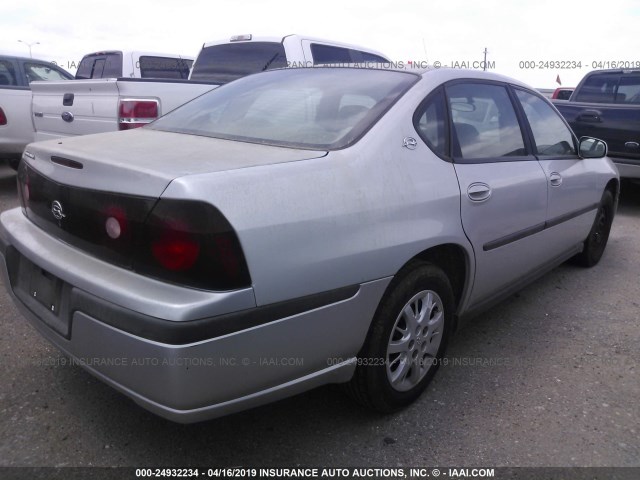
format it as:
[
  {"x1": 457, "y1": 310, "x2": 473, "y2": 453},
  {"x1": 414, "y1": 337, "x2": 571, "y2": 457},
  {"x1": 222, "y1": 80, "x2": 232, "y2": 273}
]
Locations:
[{"x1": 0, "y1": 163, "x2": 638, "y2": 470}]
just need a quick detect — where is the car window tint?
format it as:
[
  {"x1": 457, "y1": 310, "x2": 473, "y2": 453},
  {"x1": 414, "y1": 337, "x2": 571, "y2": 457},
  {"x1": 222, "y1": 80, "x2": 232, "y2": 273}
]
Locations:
[
  {"x1": 414, "y1": 89, "x2": 448, "y2": 157},
  {"x1": 102, "y1": 53, "x2": 123, "y2": 78},
  {"x1": 573, "y1": 73, "x2": 619, "y2": 103},
  {"x1": 0, "y1": 60, "x2": 18, "y2": 86},
  {"x1": 446, "y1": 83, "x2": 526, "y2": 159},
  {"x1": 616, "y1": 75, "x2": 640, "y2": 104},
  {"x1": 358, "y1": 52, "x2": 388, "y2": 63},
  {"x1": 75, "y1": 53, "x2": 123, "y2": 79},
  {"x1": 515, "y1": 89, "x2": 576, "y2": 156},
  {"x1": 190, "y1": 42, "x2": 287, "y2": 84},
  {"x1": 24, "y1": 62, "x2": 71, "y2": 83},
  {"x1": 310, "y1": 44, "x2": 352, "y2": 64},
  {"x1": 139, "y1": 56, "x2": 192, "y2": 79},
  {"x1": 75, "y1": 57, "x2": 93, "y2": 79},
  {"x1": 92, "y1": 59, "x2": 106, "y2": 78}
]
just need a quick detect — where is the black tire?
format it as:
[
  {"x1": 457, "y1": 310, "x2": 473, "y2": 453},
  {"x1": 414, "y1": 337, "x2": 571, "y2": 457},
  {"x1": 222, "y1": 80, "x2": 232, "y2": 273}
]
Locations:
[
  {"x1": 572, "y1": 190, "x2": 615, "y2": 267},
  {"x1": 8, "y1": 159, "x2": 20, "y2": 171},
  {"x1": 346, "y1": 261, "x2": 454, "y2": 412}
]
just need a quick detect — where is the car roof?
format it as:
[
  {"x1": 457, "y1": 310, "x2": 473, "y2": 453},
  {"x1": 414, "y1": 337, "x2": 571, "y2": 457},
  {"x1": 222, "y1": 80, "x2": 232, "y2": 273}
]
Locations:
[{"x1": 0, "y1": 54, "x2": 56, "y2": 63}]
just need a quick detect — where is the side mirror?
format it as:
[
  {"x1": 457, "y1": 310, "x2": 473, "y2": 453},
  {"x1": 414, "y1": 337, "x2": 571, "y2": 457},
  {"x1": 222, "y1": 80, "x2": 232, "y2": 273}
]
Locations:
[{"x1": 578, "y1": 136, "x2": 607, "y2": 159}]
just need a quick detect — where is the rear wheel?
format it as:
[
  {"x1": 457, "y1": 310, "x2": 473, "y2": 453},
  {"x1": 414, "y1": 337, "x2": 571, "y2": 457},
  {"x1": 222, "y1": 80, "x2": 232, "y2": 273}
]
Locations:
[
  {"x1": 8, "y1": 159, "x2": 19, "y2": 171},
  {"x1": 572, "y1": 190, "x2": 615, "y2": 267},
  {"x1": 346, "y1": 261, "x2": 454, "y2": 412}
]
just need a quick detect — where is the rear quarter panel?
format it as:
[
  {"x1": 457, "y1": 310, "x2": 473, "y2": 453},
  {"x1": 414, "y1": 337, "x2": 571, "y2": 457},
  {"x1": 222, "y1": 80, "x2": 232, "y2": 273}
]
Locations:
[{"x1": 162, "y1": 77, "x2": 473, "y2": 307}]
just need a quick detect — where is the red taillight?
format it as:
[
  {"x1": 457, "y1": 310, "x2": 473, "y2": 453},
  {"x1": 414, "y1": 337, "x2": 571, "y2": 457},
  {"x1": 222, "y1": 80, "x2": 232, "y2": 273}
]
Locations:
[
  {"x1": 133, "y1": 199, "x2": 251, "y2": 290},
  {"x1": 118, "y1": 99, "x2": 159, "y2": 130},
  {"x1": 0, "y1": 107, "x2": 7, "y2": 125},
  {"x1": 152, "y1": 224, "x2": 201, "y2": 271}
]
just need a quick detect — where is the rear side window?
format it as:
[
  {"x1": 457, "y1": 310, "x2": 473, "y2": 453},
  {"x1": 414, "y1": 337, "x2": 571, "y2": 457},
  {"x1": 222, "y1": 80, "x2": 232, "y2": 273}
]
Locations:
[
  {"x1": 358, "y1": 52, "x2": 389, "y2": 63},
  {"x1": 138, "y1": 56, "x2": 192, "y2": 79},
  {"x1": 413, "y1": 88, "x2": 449, "y2": 157},
  {"x1": 75, "y1": 53, "x2": 123, "y2": 79},
  {"x1": 515, "y1": 89, "x2": 576, "y2": 156},
  {"x1": 616, "y1": 75, "x2": 640, "y2": 104},
  {"x1": 190, "y1": 42, "x2": 287, "y2": 83},
  {"x1": 446, "y1": 83, "x2": 526, "y2": 160},
  {"x1": 310, "y1": 44, "x2": 388, "y2": 65},
  {"x1": 310, "y1": 44, "x2": 352, "y2": 64},
  {"x1": 573, "y1": 73, "x2": 619, "y2": 103},
  {"x1": 0, "y1": 60, "x2": 17, "y2": 86}
]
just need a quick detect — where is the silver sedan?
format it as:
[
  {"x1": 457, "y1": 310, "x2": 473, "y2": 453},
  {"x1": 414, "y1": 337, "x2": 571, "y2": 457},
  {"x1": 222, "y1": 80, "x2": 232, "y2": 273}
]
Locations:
[{"x1": 0, "y1": 66, "x2": 618, "y2": 422}]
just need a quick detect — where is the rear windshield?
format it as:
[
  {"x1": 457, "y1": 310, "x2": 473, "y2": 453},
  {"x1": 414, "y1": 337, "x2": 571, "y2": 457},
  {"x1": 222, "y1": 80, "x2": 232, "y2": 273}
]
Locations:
[
  {"x1": 76, "y1": 52, "x2": 123, "y2": 79},
  {"x1": 189, "y1": 42, "x2": 287, "y2": 83},
  {"x1": 149, "y1": 68, "x2": 418, "y2": 150},
  {"x1": 138, "y1": 56, "x2": 193, "y2": 79}
]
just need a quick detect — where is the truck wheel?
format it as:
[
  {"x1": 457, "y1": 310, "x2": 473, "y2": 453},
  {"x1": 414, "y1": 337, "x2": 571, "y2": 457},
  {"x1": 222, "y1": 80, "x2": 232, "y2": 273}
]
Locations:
[
  {"x1": 346, "y1": 261, "x2": 454, "y2": 412},
  {"x1": 572, "y1": 190, "x2": 614, "y2": 267},
  {"x1": 8, "y1": 159, "x2": 19, "y2": 171}
]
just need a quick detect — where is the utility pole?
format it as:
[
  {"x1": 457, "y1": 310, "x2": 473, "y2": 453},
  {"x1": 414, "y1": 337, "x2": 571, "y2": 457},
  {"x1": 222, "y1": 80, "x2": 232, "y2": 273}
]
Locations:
[
  {"x1": 483, "y1": 47, "x2": 488, "y2": 71},
  {"x1": 18, "y1": 40, "x2": 40, "y2": 58}
]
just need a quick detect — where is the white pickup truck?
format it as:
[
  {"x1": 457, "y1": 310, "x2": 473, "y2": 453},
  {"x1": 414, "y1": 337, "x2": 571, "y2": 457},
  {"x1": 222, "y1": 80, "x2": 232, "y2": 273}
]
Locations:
[
  {"x1": 31, "y1": 34, "x2": 389, "y2": 141},
  {"x1": 0, "y1": 55, "x2": 73, "y2": 168}
]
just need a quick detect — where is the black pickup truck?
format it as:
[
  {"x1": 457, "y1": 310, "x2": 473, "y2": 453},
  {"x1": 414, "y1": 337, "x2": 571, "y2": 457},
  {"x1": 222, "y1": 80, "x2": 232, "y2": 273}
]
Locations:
[{"x1": 553, "y1": 69, "x2": 640, "y2": 179}]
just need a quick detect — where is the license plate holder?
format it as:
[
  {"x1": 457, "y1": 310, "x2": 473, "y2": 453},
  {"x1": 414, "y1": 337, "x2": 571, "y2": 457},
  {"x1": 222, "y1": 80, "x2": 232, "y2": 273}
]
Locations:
[{"x1": 29, "y1": 266, "x2": 62, "y2": 314}]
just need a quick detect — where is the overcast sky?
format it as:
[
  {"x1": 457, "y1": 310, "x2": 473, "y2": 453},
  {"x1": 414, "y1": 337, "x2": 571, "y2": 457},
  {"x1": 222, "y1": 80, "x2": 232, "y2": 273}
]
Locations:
[{"x1": 1, "y1": 0, "x2": 638, "y2": 88}]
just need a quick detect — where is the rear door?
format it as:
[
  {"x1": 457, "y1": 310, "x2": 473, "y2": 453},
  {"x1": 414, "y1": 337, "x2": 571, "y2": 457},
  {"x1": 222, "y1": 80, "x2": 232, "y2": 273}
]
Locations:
[
  {"x1": 513, "y1": 88, "x2": 600, "y2": 249},
  {"x1": 445, "y1": 81, "x2": 549, "y2": 309}
]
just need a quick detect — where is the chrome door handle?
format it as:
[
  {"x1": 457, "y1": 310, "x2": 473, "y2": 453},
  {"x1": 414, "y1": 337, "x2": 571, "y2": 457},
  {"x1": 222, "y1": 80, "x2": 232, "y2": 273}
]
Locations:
[
  {"x1": 467, "y1": 182, "x2": 492, "y2": 202},
  {"x1": 549, "y1": 172, "x2": 563, "y2": 187}
]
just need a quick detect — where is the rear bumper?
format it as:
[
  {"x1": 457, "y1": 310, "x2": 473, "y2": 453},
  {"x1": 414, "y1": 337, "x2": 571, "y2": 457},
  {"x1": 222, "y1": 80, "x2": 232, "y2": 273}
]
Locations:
[{"x1": 0, "y1": 208, "x2": 388, "y2": 422}]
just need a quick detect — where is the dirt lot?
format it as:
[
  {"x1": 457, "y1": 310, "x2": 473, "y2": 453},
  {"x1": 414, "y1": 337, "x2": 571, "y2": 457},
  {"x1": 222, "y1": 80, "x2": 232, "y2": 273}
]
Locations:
[{"x1": 0, "y1": 164, "x2": 638, "y2": 469}]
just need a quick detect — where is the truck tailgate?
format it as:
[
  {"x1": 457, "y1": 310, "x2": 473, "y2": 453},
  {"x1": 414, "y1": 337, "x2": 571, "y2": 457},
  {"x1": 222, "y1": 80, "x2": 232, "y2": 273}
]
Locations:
[
  {"x1": 31, "y1": 79, "x2": 121, "y2": 140},
  {"x1": 31, "y1": 79, "x2": 218, "y2": 141}
]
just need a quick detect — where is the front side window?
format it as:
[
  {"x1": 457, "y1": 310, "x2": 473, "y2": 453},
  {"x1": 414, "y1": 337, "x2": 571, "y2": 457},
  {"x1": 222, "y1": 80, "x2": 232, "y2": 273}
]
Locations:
[
  {"x1": 24, "y1": 62, "x2": 71, "y2": 83},
  {"x1": 150, "y1": 68, "x2": 418, "y2": 150},
  {"x1": 515, "y1": 89, "x2": 576, "y2": 156},
  {"x1": 446, "y1": 83, "x2": 526, "y2": 160},
  {"x1": 413, "y1": 88, "x2": 448, "y2": 157}
]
